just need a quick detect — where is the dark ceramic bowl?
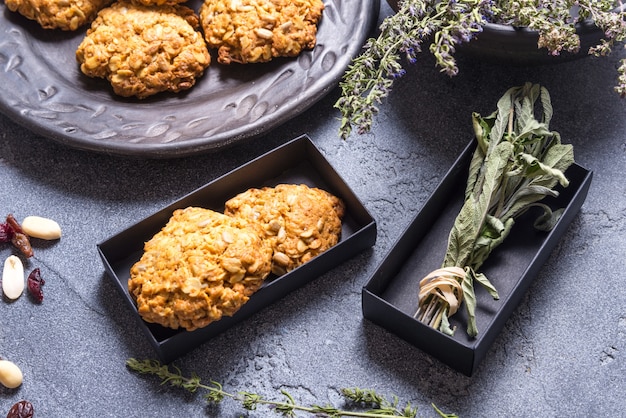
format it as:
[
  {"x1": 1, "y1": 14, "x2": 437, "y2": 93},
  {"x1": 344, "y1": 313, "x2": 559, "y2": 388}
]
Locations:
[{"x1": 386, "y1": 0, "x2": 624, "y2": 65}]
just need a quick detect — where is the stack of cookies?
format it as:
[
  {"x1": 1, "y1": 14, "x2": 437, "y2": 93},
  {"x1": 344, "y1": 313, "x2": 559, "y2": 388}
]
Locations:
[
  {"x1": 128, "y1": 184, "x2": 344, "y2": 331},
  {"x1": 6, "y1": 0, "x2": 324, "y2": 98}
]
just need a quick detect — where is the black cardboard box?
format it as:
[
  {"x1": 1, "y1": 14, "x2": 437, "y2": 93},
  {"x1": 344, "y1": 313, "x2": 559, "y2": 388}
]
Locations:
[
  {"x1": 362, "y1": 140, "x2": 592, "y2": 376},
  {"x1": 98, "y1": 134, "x2": 377, "y2": 362}
]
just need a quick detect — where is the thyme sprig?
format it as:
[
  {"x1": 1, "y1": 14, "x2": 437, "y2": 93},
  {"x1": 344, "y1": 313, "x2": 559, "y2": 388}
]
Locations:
[
  {"x1": 126, "y1": 358, "x2": 456, "y2": 417},
  {"x1": 336, "y1": 0, "x2": 626, "y2": 138}
]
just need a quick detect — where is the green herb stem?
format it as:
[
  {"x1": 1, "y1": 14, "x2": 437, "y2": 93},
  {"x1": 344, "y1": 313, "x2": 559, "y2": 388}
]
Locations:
[{"x1": 126, "y1": 358, "x2": 450, "y2": 418}]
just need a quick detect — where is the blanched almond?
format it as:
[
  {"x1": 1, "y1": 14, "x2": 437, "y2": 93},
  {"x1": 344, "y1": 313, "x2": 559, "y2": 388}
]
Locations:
[
  {"x1": 21, "y1": 216, "x2": 62, "y2": 240},
  {"x1": 0, "y1": 360, "x2": 23, "y2": 388},
  {"x1": 272, "y1": 251, "x2": 290, "y2": 266},
  {"x1": 2, "y1": 255, "x2": 24, "y2": 300}
]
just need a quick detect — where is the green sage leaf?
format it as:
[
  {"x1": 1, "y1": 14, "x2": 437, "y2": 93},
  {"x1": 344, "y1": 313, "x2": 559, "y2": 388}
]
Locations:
[
  {"x1": 491, "y1": 87, "x2": 515, "y2": 145},
  {"x1": 541, "y1": 140, "x2": 575, "y2": 177},
  {"x1": 470, "y1": 268, "x2": 500, "y2": 300},
  {"x1": 519, "y1": 151, "x2": 571, "y2": 188},
  {"x1": 465, "y1": 136, "x2": 488, "y2": 199},
  {"x1": 540, "y1": 85, "x2": 554, "y2": 125},
  {"x1": 440, "y1": 309, "x2": 455, "y2": 336},
  {"x1": 514, "y1": 118, "x2": 552, "y2": 143},
  {"x1": 532, "y1": 204, "x2": 565, "y2": 231},
  {"x1": 500, "y1": 184, "x2": 560, "y2": 221},
  {"x1": 471, "y1": 111, "x2": 492, "y2": 154},
  {"x1": 470, "y1": 217, "x2": 514, "y2": 271},
  {"x1": 461, "y1": 272, "x2": 478, "y2": 337}
]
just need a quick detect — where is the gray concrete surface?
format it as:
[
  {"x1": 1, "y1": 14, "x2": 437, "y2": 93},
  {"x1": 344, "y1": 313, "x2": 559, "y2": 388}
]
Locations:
[{"x1": 1, "y1": 2, "x2": 625, "y2": 417}]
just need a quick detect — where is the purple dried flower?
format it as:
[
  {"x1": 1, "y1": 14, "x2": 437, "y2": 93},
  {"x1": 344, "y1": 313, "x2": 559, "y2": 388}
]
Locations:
[{"x1": 336, "y1": 0, "x2": 626, "y2": 139}]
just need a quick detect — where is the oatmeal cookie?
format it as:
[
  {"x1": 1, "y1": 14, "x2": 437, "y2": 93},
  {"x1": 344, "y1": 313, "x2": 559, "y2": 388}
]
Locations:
[
  {"x1": 224, "y1": 184, "x2": 344, "y2": 275},
  {"x1": 76, "y1": 0, "x2": 210, "y2": 98},
  {"x1": 130, "y1": 0, "x2": 186, "y2": 7},
  {"x1": 5, "y1": 0, "x2": 113, "y2": 31},
  {"x1": 199, "y1": 0, "x2": 324, "y2": 64},
  {"x1": 128, "y1": 207, "x2": 272, "y2": 331}
]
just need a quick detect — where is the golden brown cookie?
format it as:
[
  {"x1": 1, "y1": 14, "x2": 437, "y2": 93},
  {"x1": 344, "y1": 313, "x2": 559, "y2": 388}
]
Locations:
[
  {"x1": 5, "y1": 0, "x2": 113, "y2": 31},
  {"x1": 224, "y1": 184, "x2": 344, "y2": 275},
  {"x1": 199, "y1": 0, "x2": 324, "y2": 64},
  {"x1": 128, "y1": 207, "x2": 272, "y2": 331},
  {"x1": 76, "y1": 0, "x2": 210, "y2": 99},
  {"x1": 130, "y1": 0, "x2": 186, "y2": 7}
]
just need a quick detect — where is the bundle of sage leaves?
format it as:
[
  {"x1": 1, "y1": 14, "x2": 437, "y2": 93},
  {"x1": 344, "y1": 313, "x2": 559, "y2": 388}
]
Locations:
[{"x1": 414, "y1": 83, "x2": 574, "y2": 337}]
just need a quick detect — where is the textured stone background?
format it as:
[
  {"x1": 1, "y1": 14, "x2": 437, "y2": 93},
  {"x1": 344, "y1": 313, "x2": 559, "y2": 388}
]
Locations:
[{"x1": 1, "y1": 2, "x2": 625, "y2": 416}]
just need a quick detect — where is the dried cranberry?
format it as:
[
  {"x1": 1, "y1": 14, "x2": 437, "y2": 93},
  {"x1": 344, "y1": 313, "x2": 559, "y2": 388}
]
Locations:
[
  {"x1": 6, "y1": 400, "x2": 34, "y2": 418},
  {"x1": 27, "y1": 268, "x2": 45, "y2": 303},
  {"x1": 0, "y1": 222, "x2": 13, "y2": 243}
]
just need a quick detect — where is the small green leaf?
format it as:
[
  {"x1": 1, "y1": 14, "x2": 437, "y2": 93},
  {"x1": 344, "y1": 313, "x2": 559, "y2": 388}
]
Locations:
[
  {"x1": 471, "y1": 112, "x2": 492, "y2": 154},
  {"x1": 440, "y1": 308, "x2": 455, "y2": 336},
  {"x1": 470, "y1": 268, "x2": 499, "y2": 300},
  {"x1": 500, "y1": 184, "x2": 560, "y2": 221},
  {"x1": 540, "y1": 85, "x2": 553, "y2": 125},
  {"x1": 532, "y1": 204, "x2": 565, "y2": 231},
  {"x1": 465, "y1": 138, "x2": 488, "y2": 199},
  {"x1": 461, "y1": 272, "x2": 478, "y2": 337},
  {"x1": 491, "y1": 86, "x2": 515, "y2": 145},
  {"x1": 432, "y1": 403, "x2": 459, "y2": 418},
  {"x1": 471, "y1": 218, "x2": 514, "y2": 270},
  {"x1": 519, "y1": 152, "x2": 570, "y2": 187}
]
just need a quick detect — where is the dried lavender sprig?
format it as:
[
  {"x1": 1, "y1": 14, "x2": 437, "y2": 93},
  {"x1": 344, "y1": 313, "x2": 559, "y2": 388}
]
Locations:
[
  {"x1": 335, "y1": 0, "x2": 493, "y2": 139},
  {"x1": 578, "y1": 1, "x2": 626, "y2": 97},
  {"x1": 335, "y1": 0, "x2": 626, "y2": 139}
]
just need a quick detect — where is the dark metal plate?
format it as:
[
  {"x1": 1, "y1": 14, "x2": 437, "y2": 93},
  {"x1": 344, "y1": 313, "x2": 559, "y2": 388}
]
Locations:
[{"x1": 0, "y1": 0, "x2": 379, "y2": 157}]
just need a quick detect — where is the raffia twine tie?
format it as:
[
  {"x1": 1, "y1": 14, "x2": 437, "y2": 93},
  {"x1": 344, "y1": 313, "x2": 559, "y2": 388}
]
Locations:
[{"x1": 414, "y1": 266, "x2": 466, "y2": 328}]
